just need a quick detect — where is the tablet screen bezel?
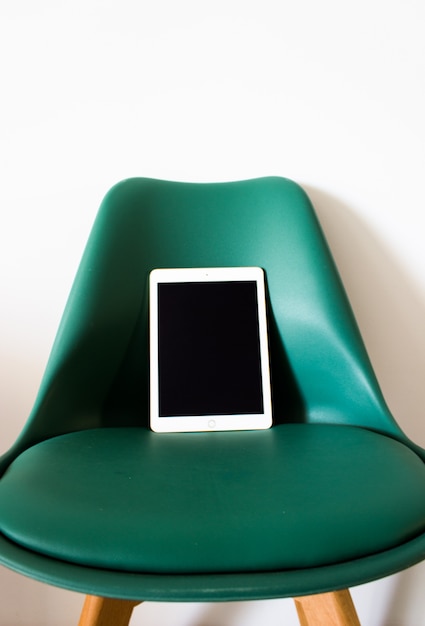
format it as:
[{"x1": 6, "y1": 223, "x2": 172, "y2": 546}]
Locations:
[{"x1": 149, "y1": 267, "x2": 272, "y2": 433}]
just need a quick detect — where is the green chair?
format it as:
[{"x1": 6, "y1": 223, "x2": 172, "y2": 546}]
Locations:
[{"x1": 1, "y1": 177, "x2": 425, "y2": 626}]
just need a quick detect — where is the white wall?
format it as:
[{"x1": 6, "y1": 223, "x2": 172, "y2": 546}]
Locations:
[{"x1": 1, "y1": 0, "x2": 425, "y2": 624}]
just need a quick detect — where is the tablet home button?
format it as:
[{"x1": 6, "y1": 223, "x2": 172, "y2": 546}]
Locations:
[{"x1": 208, "y1": 420, "x2": 216, "y2": 429}]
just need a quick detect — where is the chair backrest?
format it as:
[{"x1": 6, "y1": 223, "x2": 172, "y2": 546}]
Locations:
[{"x1": 2, "y1": 177, "x2": 404, "y2": 470}]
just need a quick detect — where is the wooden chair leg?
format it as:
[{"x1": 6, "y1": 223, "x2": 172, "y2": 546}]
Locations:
[
  {"x1": 294, "y1": 589, "x2": 361, "y2": 626},
  {"x1": 78, "y1": 595, "x2": 142, "y2": 626}
]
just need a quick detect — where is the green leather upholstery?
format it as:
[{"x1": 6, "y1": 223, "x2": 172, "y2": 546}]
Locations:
[
  {"x1": 1, "y1": 177, "x2": 425, "y2": 601},
  {"x1": 2, "y1": 425, "x2": 425, "y2": 574}
]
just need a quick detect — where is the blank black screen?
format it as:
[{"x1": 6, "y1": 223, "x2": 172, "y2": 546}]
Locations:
[{"x1": 158, "y1": 281, "x2": 264, "y2": 417}]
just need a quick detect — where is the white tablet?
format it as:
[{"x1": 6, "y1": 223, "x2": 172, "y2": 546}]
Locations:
[{"x1": 149, "y1": 267, "x2": 272, "y2": 433}]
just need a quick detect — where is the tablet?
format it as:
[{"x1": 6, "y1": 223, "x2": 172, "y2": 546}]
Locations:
[{"x1": 149, "y1": 267, "x2": 272, "y2": 433}]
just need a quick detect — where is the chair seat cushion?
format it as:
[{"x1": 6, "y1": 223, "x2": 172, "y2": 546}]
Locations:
[{"x1": 1, "y1": 424, "x2": 425, "y2": 574}]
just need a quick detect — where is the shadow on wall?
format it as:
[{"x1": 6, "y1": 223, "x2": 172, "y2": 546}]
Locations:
[
  {"x1": 380, "y1": 560, "x2": 425, "y2": 626},
  {"x1": 305, "y1": 186, "x2": 425, "y2": 448},
  {"x1": 0, "y1": 565, "x2": 82, "y2": 626}
]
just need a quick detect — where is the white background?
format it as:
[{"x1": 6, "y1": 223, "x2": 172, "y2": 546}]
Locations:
[{"x1": 1, "y1": 0, "x2": 425, "y2": 624}]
